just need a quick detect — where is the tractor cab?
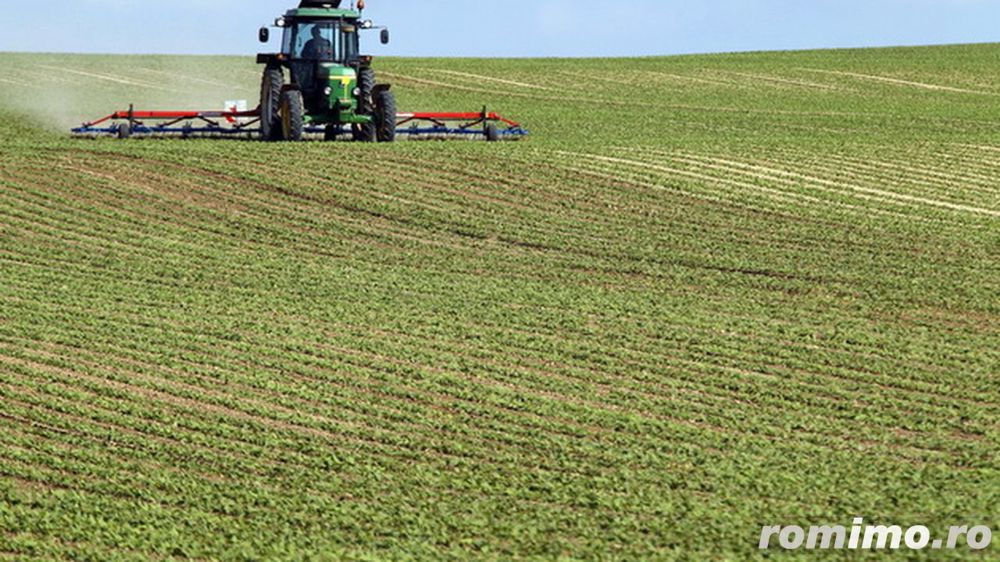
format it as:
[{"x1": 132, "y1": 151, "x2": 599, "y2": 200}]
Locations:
[
  {"x1": 281, "y1": 20, "x2": 361, "y2": 65},
  {"x1": 279, "y1": 18, "x2": 361, "y2": 100}
]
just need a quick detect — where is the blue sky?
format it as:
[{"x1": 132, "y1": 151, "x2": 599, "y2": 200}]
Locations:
[{"x1": 1, "y1": 0, "x2": 997, "y2": 58}]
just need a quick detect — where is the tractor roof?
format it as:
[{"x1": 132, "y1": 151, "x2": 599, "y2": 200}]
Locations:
[
  {"x1": 288, "y1": 0, "x2": 359, "y2": 19},
  {"x1": 287, "y1": 7, "x2": 360, "y2": 19}
]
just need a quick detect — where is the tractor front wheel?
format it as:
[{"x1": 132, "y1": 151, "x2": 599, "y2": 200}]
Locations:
[
  {"x1": 375, "y1": 90, "x2": 397, "y2": 143},
  {"x1": 353, "y1": 123, "x2": 376, "y2": 143},
  {"x1": 260, "y1": 66, "x2": 284, "y2": 141},
  {"x1": 357, "y1": 68, "x2": 376, "y2": 114},
  {"x1": 280, "y1": 90, "x2": 304, "y2": 142}
]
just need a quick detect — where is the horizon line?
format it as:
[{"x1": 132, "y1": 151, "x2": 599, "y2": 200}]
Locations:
[{"x1": 1, "y1": 41, "x2": 996, "y2": 61}]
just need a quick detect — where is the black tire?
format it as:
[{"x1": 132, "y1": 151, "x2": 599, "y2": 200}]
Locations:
[
  {"x1": 116, "y1": 122, "x2": 132, "y2": 139},
  {"x1": 356, "y1": 122, "x2": 377, "y2": 143},
  {"x1": 280, "y1": 89, "x2": 304, "y2": 142},
  {"x1": 352, "y1": 123, "x2": 375, "y2": 143},
  {"x1": 375, "y1": 90, "x2": 397, "y2": 143},
  {"x1": 260, "y1": 66, "x2": 284, "y2": 141},
  {"x1": 484, "y1": 123, "x2": 500, "y2": 142},
  {"x1": 357, "y1": 68, "x2": 376, "y2": 114},
  {"x1": 353, "y1": 68, "x2": 378, "y2": 143}
]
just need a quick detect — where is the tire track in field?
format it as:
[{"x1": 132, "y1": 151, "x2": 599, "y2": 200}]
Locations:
[
  {"x1": 547, "y1": 159, "x2": 854, "y2": 230},
  {"x1": 0, "y1": 77, "x2": 34, "y2": 89},
  {"x1": 550, "y1": 150, "x2": 933, "y2": 224},
  {"x1": 546, "y1": 156, "x2": 839, "y2": 226},
  {"x1": 942, "y1": 144, "x2": 1000, "y2": 177},
  {"x1": 418, "y1": 68, "x2": 556, "y2": 91},
  {"x1": 954, "y1": 143, "x2": 1000, "y2": 153},
  {"x1": 590, "y1": 148, "x2": 982, "y2": 228},
  {"x1": 788, "y1": 152, "x2": 1000, "y2": 206},
  {"x1": 822, "y1": 150, "x2": 1000, "y2": 192},
  {"x1": 672, "y1": 152, "x2": 998, "y2": 218},
  {"x1": 8, "y1": 68, "x2": 87, "y2": 86},
  {"x1": 130, "y1": 67, "x2": 244, "y2": 90},
  {"x1": 717, "y1": 71, "x2": 853, "y2": 93},
  {"x1": 379, "y1": 71, "x2": 651, "y2": 107},
  {"x1": 752, "y1": 146, "x2": 1000, "y2": 203},
  {"x1": 36, "y1": 65, "x2": 178, "y2": 92},
  {"x1": 550, "y1": 69, "x2": 633, "y2": 88},
  {"x1": 636, "y1": 70, "x2": 749, "y2": 89},
  {"x1": 625, "y1": 148, "x2": 1000, "y2": 218},
  {"x1": 798, "y1": 68, "x2": 996, "y2": 95}
]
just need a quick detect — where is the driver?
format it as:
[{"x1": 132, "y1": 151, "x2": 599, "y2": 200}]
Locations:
[{"x1": 302, "y1": 26, "x2": 333, "y2": 59}]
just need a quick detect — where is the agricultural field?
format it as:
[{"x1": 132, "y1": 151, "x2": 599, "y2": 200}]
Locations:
[{"x1": 0, "y1": 44, "x2": 998, "y2": 560}]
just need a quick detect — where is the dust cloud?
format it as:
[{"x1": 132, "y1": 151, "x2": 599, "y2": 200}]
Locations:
[{"x1": 0, "y1": 53, "x2": 260, "y2": 132}]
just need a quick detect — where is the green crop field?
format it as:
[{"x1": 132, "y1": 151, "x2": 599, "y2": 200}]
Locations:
[{"x1": 0, "y1": 44, "x2": 998, "y2": 560}]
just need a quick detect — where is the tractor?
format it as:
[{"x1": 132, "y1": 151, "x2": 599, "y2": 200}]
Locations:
[
  {"x1": 256, "y1": 0, "x2": 396, "y2": 142},
  {"x1": 71, "y1": 1, "x2": 530, "y2": 141}
]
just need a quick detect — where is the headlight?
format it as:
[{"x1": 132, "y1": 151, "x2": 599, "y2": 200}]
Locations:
[
  {"x1": 323, "y1": 87, "x2": 333, "y2": 96},
  {"x1": 353, "y1": 88, "x2": 362, "y2": 97}
]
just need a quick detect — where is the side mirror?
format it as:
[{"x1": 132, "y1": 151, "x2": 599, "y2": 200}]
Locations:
[
  {"x1": 259, "y1": 27, "x2": 270, "y2": 43},
  {"x1": 380, "y1": 28, "x2": 390, "y2": 45}
]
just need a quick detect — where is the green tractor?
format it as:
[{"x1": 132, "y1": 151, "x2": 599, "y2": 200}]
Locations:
[
  {"x1": 257, "y1": 0, "x2": 396, "y2": 142},
  {"x1": 71, "y1": 0, "x2": 530, "y2": 141}
]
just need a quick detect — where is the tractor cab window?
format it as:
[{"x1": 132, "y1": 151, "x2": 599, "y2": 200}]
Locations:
[
  {"x1": 342, "y1": 26, "x2": 359, "y2": 63},
  {"x1": 290, "y1": 22, "x2": 341, "y2": 61}
]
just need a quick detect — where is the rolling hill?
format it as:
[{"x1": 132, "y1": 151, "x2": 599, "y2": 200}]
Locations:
[{"x1": 0, "y1": 44, "x2": 998, "y2": 560}]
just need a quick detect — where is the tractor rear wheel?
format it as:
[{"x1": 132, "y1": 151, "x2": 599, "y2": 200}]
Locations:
[
  {"x1": 280, "y1": 90, "x2": 304, "y2": 142},
  {"x1": 260, "y1": 66, "x2": 284, "y2": 141},
  {"x1": 375, "y1": 90, "x2": 397, "y2": 143}
]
